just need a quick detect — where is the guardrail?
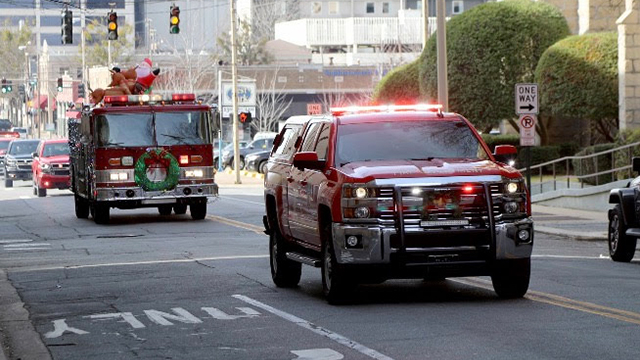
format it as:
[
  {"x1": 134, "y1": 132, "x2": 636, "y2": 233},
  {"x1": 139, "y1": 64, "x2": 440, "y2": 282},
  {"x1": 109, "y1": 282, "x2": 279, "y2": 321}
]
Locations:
[{"x1": 518, "y1": 141, "x2": 640, "y2": 194}]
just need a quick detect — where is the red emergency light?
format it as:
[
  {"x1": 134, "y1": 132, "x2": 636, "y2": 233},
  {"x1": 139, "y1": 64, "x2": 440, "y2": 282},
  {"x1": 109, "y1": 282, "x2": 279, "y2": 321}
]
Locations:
[
  {"x1": 172, "y1": 93, "x2": 195, "y2": 101},
  {"x1": 330, "y1": 104, "x2": 443, "y2": 116}
]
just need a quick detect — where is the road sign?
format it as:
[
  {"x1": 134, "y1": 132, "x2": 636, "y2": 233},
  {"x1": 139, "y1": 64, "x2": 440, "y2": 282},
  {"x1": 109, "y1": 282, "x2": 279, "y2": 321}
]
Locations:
[
  {"x1": 515, "y1": 83, "x2": 538, "y2": 114},
  {"x1": 519, "y1": 114, "x2": 537, "y2": 146},
  {"x1": 307, "y1": 103, "x2": 322, "y2": 115}
]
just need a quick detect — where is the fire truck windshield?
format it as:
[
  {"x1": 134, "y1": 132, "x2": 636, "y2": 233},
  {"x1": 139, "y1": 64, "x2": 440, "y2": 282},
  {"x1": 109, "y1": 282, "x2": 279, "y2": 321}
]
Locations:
[{"x1": 96, "y1": 111, "x2": 210, "y2": 147}]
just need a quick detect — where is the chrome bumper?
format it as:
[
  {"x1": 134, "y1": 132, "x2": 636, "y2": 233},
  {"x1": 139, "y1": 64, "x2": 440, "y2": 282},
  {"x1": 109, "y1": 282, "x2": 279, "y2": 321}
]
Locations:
[
  {"x1": 332, "y1": 218, "x2": 533, "y2": 265},
  {"x1": 95, "y1": 183, "x2": 219, "y2": 203}
]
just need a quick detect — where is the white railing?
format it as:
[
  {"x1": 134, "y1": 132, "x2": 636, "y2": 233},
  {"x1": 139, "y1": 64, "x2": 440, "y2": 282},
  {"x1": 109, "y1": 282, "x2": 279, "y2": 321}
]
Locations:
[{"x1": 275, "y1": 17, "x2": 438, "y2": 47}]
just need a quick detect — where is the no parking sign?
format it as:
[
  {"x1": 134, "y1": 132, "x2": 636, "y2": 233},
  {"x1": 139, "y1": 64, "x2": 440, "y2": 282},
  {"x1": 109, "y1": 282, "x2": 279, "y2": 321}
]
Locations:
[{"x1": 519, "y1": 114, "x2": 536, "y2": 146}]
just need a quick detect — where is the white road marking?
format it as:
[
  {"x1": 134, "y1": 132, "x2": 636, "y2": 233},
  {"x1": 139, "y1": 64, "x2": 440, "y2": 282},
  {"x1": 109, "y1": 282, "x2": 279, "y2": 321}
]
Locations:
[
  {"x1": 87, "y1": 312, "x2": 146, "y2": 329},
  {"x1": 202, "y1": 307, "x2": 260, "y2": 320},
  {"x1": 219, "y1": 196, "x2": 264, "y2": 206},
  {"x1": 233, "y1": 295, "x2": 394, "y2": 360},
  {"x1": 144, "y1": 308, "x2": 203, "y2": 326},
  {"x1": 291, "y1": 348, "x2": 344, "y2": 360},
  {"x1": 44, "y1": 319, "x2": 90, "y2": 339},
  {"x1": 4, "y1": 243, "x2": 50, "y2": 248},
  {"x1": 19, "y1": 195, "x2": 31, "y2": 199},
  {"x1": 5, "y1": 247, "x2": 51, "y2": 251},
  {"x1": 532, "y1": 254, "x2": 609, "y2": 260},
  {"x1": 2, "y1": 188, "x2": 15, "y2": 191},
  {"x1": 0, "y1": 239, "x2": 33, "y2": 244}
]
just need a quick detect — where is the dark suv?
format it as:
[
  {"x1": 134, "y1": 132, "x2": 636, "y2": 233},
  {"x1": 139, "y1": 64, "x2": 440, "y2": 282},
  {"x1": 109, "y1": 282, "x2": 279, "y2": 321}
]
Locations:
[
  {"x1": 607, "y1": 157, "x2": 640, "y2": 262},
  {"x1": 0, "y1": 119, "x2": 11, "y2": 131},
  {"x1": 3, "y1": 139, "x2": 40, "y2": 187},
  {"x1": 263, "y1": 106, "x2": 533, "y2": 304}
]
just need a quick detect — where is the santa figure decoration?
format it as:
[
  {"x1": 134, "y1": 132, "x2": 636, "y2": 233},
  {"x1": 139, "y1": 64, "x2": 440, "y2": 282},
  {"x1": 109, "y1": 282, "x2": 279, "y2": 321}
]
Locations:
[{"x1": 134, "y1": 58, "x2": 160, "y2": 94}]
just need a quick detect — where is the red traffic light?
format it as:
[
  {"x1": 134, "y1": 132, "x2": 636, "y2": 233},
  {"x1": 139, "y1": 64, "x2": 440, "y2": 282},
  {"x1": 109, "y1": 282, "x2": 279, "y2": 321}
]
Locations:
[{"x1": 239, "y1": 112, "x2": 252, "y2": 123}]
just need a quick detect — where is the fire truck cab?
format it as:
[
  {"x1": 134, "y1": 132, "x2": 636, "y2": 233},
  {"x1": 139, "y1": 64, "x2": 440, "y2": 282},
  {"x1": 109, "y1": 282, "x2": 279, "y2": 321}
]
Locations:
[{"x1": 70, "y1": 93, "x2": 218, "y2": 224}]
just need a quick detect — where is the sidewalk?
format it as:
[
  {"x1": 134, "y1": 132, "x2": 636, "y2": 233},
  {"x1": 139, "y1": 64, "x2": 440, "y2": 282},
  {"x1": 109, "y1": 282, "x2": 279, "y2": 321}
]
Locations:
[{"x1": 532, "y1": 204, "x2": 608, "y2": 241}]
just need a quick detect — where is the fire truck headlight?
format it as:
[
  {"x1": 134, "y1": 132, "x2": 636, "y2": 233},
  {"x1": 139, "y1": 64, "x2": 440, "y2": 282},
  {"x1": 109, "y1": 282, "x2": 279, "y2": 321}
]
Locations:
[
  {"x1": 110, "y1": 172, "x2": 129, "y2": 181},
  {"x1": 185, "y1": 169, "x2": 204, "y2": 178},
  {"x1": 121, "y1": 156, "x2": 134, "y2": 166}
]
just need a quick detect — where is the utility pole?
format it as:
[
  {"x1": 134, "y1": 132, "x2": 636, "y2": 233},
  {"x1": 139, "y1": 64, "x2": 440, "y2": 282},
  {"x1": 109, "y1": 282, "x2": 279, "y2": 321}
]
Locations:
[
  {"x1": 230, "y1": 0, "x2": 241, "y2": 184},
  {"x1": 422, "y1": 0, "x2": 429, "y2": 50},
  {"x1": 436, "y1": 0, "x2": 448, "y2": 111}
]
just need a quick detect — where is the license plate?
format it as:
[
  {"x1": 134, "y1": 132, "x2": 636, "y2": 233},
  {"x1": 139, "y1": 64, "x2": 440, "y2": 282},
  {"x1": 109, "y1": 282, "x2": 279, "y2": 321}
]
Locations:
[
  {"x1": 142, "y1": 199, "x2": 177, "y2": 205},
  {"x1": 420, "y1": 219, "x2": 469, "y2": 227}
]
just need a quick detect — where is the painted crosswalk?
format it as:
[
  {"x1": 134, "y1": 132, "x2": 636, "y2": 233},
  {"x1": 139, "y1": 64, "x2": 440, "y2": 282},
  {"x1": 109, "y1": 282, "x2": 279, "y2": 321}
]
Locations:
[{"x1": 0, "y1": 239, "x2": 51, "y2": 251}]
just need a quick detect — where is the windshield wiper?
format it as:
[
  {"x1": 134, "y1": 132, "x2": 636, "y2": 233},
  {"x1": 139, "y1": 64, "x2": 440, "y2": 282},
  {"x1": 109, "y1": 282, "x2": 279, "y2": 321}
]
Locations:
[{"x1": 410, "y1": 157, "x2": 435, "y2": 161}]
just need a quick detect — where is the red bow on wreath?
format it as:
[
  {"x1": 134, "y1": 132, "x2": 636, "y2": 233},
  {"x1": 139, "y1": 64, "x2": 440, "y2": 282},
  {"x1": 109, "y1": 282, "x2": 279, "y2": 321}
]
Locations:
[{"x1": 144, "y1": 149, "x2": 171, "y2": 168}]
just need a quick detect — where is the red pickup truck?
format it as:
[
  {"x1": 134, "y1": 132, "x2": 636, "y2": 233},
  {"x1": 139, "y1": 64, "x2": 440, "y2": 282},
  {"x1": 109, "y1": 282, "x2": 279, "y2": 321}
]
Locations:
[
  {"x1": 31, "y1": 138, "x2": 70, "y2": 197},
  {"x1": 263, "y1": 106, "x2": 533, "y2": 304}
]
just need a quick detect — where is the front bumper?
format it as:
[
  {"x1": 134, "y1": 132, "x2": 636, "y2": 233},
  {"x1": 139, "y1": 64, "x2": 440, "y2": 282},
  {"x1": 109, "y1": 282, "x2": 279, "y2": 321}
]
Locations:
[
  {"x1": 38, "y1": 173, "x2": 71, "y2": 189},
  {"x1": 94, "y1": 183, "x2": 219, "y2": 205},
  {"x1": 332, "y1": 218, "x2": 533, "y2": 265},
  {"x1": 4, "y1": 167, "x2": 32, "y2": 180}
]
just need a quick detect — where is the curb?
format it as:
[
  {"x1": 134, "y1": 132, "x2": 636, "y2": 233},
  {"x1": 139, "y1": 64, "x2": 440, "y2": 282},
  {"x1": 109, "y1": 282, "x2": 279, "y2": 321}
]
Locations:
[{"x1": 536, "y1": 226, "x2": 607, "y2": 241}]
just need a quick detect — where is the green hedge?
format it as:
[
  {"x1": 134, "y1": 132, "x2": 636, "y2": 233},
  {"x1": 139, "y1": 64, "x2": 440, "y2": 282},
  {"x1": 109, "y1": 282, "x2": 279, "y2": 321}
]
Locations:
[
  {"x1": 372, "y1": 60, "x2": 421, "y2": 103},
  {"x1": 612, "y1": 129, "x2": 640, "y2": 179}
]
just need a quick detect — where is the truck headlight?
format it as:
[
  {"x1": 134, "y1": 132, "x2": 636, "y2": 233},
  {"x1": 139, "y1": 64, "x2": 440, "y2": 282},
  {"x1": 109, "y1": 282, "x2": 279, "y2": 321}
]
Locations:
[
  {"x1": 506, "y1": 182, "x2": 519, "y2": 194},
  {"x1": 40, "y1": 163, "x2": 51, "y2": 171}
]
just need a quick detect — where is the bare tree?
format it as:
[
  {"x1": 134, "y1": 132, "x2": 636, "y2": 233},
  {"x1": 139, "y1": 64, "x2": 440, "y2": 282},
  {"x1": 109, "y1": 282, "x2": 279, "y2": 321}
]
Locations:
[
  {"x1": 252, "y1": 0, "x2": 300, "y2": 40},
  {"x1": 317, "y1": 86, "x2": 373, "y2": 113},
  {"x1": 81, "y1": 19, "x2": 134, "y2": 68},
  {"x1": 217, "y1": 19, "x2": 274, "y2": 66},
  {"x1": 254, "y1": 68, "x2": 292, "y2": 132}
]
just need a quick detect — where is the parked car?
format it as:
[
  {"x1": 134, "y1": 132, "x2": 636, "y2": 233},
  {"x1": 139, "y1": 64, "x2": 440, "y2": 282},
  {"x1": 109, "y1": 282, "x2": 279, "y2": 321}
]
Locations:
[
  {"x1": 0, "y1": 119, "x2": 12, "y2": 131},
  {"x1": 222, "y1": 137, "x2": 275, "y2": 170},
  {"x1": 214, "y1": 140, "x2": 248, "y2": 169},
  {"x1": 10, "y1": 127, "x2": 28, "y2": 138},
  {"x1": 3, "y1": 138, "x2": 40, "y2": 187},
  {"x1": 245, "y1": 149, "x2": 271, "y2": 174},
  {"x1": 607, "y1": 157, "x2": 640, "y2": 262},
  {"x1": 262, "y1": 106, "x2": 531, "y2": 304},
  {"x1": 31, "y1": 139, "x2": 70, "y2": 197}
]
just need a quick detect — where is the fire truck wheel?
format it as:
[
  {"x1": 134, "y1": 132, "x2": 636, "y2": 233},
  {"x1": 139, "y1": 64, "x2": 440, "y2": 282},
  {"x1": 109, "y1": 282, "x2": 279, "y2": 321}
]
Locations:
[
  {"x1": 4, "y1": 179, "x2": 12, "y2": 188},
  {"x1": 173, "y1": 204, "x2": 187, "y2": 215},
  {"x1": 490, "y1": 258, "x2": 530, "y2": 299},
  {"x1": 190, "y1": 203, "x2": 207, "y2": 220},
  {"x1": 92, "y1": 202, "x2": 110, "y2": 224},
  {"x1": 158, "y1": 205, "x2": 172, "y2": 216},
  {"x1": 74, "y1": 194, "x2": 89, "y2": 219},
  {"x1": 321, "y1": 222, "x2": 354, "y2": 305}
]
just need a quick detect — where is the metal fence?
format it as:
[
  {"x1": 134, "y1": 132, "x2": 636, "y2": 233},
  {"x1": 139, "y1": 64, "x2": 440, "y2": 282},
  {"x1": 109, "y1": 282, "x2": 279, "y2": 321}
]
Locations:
[{"x1": 518, "y1": 141, "x2": 640, "y2": 195}]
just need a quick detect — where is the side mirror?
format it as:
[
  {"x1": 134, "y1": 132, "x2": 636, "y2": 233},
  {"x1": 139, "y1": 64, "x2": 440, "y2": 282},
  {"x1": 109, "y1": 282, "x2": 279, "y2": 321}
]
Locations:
[
  {"x1": 493, "y1": 145, "x2": 517, "y2": 164},
  {"x1": 633, "y1": 157, "x2": 640, "y2": 173},
  {"x1": 293, "y1": 151, "x2": 325, "y2": 171}
]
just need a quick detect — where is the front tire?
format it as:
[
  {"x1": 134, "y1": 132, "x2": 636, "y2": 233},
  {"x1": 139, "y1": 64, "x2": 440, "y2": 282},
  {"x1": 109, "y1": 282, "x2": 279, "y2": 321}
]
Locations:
[
  {"x1": 92, "y1": 202, "x2": 110, "y2": 224},
  {"x1": 608, "y1": 205, "x2": 637, "y2": 262},
  {"x1": 269, "y1": 230, "x2": 301, "y2": 287},
  {"x1": 321, "y1": 223, "x2": 353, "y2": 304},
  {"x1": 491, "y1": 258, "x2": 530, "y2": 299},
  {"x1": 74, "y1": 194, "x2": 89, "y2": 219},
  {"x1": 4, "y1": 178, "x2": 12, "y2": 188},
  {"x1": 259, "y1": 160, "x2": 268, "y2": 174},
  {"x1": 190, "y1": 202, "x2": 207, "y2": 220}
]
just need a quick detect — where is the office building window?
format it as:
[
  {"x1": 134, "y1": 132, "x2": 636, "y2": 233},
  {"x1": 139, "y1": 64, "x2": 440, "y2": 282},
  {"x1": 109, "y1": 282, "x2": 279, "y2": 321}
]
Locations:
[
  {"x1": 329, "y1": 1, "x2": 339, "y2": 15},
  {"x1": 312, "y1": 2, "x2": 322, "y2": 14},
  {"x1": 366, "y1": 2, "x2": 375, "y2": 14},
  {"x1": 383, "y1": 3, "x2": 390, "y2": 14},
  {"x1": 452, "y1": 1, "x2": 464, "y2": 15}
]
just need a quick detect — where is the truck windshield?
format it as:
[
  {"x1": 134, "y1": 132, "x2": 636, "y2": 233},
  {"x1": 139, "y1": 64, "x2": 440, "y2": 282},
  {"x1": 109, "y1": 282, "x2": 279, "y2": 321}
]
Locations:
[
  {"x1": 96, "y1": 111, "x2": 210, "y2": 147},
  {"x1": 156, "y1": 111, "x2": 210, "y2": 145},
  {"x1": 336, "y1": 120, "x2": 489, "y2": 166}
]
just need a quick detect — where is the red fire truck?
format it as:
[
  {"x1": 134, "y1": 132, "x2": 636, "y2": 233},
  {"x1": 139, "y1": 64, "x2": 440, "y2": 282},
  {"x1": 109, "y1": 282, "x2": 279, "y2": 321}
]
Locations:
[{"x1": 70, "y1": 93, "x2": 218, "y2": 224}]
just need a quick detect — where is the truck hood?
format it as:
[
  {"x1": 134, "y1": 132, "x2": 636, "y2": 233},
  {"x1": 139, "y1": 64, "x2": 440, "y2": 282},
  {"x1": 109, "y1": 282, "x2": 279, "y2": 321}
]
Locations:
[
  {"x1": 339, "y1": 159, "x2": 520, "y2": 180},
  {"x1": 41, "y1": 155, "x2": 69, "y2": 164}
]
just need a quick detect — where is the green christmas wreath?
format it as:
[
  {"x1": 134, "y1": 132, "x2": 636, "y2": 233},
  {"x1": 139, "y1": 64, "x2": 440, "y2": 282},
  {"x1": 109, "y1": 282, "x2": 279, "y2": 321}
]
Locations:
[{"x1": 134, "y1": 148, "x2": 180, "y2": 191}]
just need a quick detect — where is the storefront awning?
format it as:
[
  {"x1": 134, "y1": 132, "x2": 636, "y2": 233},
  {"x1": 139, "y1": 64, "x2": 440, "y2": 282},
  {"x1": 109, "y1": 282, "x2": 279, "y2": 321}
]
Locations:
[{"x1": 35, "y1": 95, "x2": 57, "y2": 111}]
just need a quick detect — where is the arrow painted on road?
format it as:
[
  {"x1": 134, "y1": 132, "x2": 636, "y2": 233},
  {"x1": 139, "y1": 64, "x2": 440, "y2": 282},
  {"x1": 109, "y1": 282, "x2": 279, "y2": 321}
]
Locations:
[{"x1": 519, "y1": 104, "x2": 535, "y2": 111}]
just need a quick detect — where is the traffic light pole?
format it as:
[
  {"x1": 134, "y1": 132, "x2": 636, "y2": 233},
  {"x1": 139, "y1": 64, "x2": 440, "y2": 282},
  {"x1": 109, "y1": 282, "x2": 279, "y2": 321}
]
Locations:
[{"x1": 230, "y1": 0, "x2": 241, "y2": 184}]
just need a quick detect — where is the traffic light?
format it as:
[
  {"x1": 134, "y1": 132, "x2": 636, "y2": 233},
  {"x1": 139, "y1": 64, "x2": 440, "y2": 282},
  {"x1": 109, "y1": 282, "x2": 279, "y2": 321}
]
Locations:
[
  {"x1": 57, "y1": 78, "x2": 63, "y2": 92},
  {"x1": 18, "y1": 84, "x2": 25, "y2": 99},
  {"x1": 77, "y1": 83, "x2": 85, "y2": 98},
  {"x1": 1, "y1": 78, "x2": 6, "y2": 94},
  {"x1": 61, "y1": 9, "x2": 73, "y2": 44},
  {"x1": 107, "y1": 11, "x2": 118, "y2": 40},
  {"x1": 6, "y1": 80, "x2": 12, "y2": 93},
  {"x1": 170, "y1": 6, "x2": 180, "y2": 34},
  {"x1": 239, "y1": 112, "x2": 252, "y2": 123}
]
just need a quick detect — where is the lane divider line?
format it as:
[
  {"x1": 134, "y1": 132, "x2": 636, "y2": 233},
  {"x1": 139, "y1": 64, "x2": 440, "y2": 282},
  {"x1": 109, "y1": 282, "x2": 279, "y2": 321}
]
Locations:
[
  {"x1": 207, "y1": 214, "x2": 265, "y2": 235},
  {"x1": 453, "y1": 277, "x2": 640, "y2": 326},
  {"x1": 233, "y1": 294, "x2": 394, "y2": 360}
]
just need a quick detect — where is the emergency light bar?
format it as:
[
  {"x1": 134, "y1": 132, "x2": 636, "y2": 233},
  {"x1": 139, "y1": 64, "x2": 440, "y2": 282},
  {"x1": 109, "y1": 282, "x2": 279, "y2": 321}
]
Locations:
[
  {"x1": 103, "y1": 93, "x2": 196, "y2": 105},
  {"x1": 330, "y1": 104, "x2": 443, "y2": 116},
  {"x1": 0, "y1": 131, "x2": 20, "y2": 138}
]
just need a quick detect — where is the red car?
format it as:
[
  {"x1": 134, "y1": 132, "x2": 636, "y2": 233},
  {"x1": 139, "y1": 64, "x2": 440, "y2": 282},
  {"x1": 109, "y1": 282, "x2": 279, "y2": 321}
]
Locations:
[
  {"x1": 0, "y1": 132, "x2": 20, "y2": 175},
  {"x1": 32, "y1": 139, "x2": 70, "y2": 197}
]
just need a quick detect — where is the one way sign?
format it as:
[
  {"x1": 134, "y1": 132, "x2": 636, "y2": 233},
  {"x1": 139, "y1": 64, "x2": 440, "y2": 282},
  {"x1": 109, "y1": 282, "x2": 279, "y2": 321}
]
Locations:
[{"x1": 515, "y1": 83, "x2": 538, "y2": 115}]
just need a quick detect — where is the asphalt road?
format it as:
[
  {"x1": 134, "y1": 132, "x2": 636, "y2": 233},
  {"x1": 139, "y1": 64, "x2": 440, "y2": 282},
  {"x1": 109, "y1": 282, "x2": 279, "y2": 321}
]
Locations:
[{"x1": 1, "y1": 179, "x2": 639, "y2": 360}]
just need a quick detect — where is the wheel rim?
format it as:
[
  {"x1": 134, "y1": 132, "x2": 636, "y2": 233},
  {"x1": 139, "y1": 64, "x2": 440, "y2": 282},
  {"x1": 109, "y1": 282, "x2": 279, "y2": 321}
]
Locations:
[
  {"x1": 323, "y1": 247, "x2": 332, "y2": 291},
  {"x1": 609, "y1": 214, "x2": 619, "y2": 252},
  {"x1": 270, "y1": 237, "x2": 278, "y2": 274}
]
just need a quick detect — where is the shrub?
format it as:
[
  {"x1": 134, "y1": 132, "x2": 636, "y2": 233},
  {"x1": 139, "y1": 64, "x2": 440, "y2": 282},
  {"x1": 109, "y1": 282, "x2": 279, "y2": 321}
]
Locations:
[
  {"x1": 372, "y1": 60, "x2": 421, "y2": 104},
  {"x1": 418, "y1": 0, "x2": 569, "y2": 131},
  {"x1": 572, "y1": 143, "x2": 616, "y2": 185}
]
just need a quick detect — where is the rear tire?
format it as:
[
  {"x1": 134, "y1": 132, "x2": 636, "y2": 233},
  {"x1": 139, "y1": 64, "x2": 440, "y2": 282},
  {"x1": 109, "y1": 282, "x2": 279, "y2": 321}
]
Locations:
[
  {"x1": 92, "y1": 202, "x2": 110, "y2": 224},
  {"x1": 608, "y1": 205, "x2": 637, "y2": 262},
  {"x1": 173, "y1": 204, "x2": 187, "y2": 215},
  {"x1": 158, "y1": 205, "x2": 172, "y2": 215},
  {"x1": 74, "y1": 194, "x2": 89, "y2": 219},
  {"x1": 4, "y1": 179, "x2": 12, "y2": 188},
  {"x1": 491, "y1": 258, "x2": 530, "y2": 299},
  {"x1": 190, "y1": 202, "x2": 207, "y2": 220},
  {"x1": 321, "y1": 223, "x2": 353, "y2": 304},
  {"x1": 259, "y1": 160, "x2": 268, "y2": 174},
  {"x1": 269, "y1": 229, "x2": 301, "y2": 287}
]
